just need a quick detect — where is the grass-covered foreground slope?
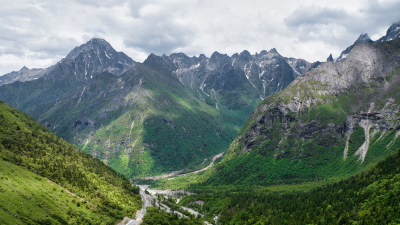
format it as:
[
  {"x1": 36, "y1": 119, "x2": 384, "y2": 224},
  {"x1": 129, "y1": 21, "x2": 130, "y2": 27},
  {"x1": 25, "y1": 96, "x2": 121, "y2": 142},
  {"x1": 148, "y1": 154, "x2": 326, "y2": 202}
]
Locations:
[
  {"x1": 0, "y1": 101, "x2": 141, "y2": 224},
  {"x1": 0, "y1": 159, "x2": 122, "y2": 225},
  {"x1": 203, "y1": 40, "x2": 400, "y2": 186},
  {"x1": 180, "y1": 148, "x2": 400, "y2": 224}
]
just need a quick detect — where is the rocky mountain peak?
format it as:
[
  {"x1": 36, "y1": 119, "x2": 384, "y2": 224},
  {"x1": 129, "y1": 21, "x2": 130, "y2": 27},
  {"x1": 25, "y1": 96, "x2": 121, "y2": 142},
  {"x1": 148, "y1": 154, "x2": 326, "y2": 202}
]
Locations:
[
  {"x1": 337, "y1": 33, "x2": 373, "y2": 61},
  {"x1": 387, "y1": 21, "x2": 400, "y2": 35},
  {"x1": 210, "y1": 51, "x2": 226, "y2": 59},
  {"x1": 0, "y1": 66, "x2": 46, "y2": 86},
  {"x1": 199, "y1": 54, "x2": 207, "y2": 61},
  {"x1": 239, "y1": 50, "x2": 252, "y2": 59},
  {"x1": 259, "y1": 50, "x2": 268, "y2": 56},
  {"x1": 65, "y1": 38, "x2": 115, "y2": 61},
  {"x1": 168, "y1": 52, "x2": 201, "y2": 69},
  {"x1": 298, "y1": 42, "x2": 390, "y2": 99},
  {"x1": 355, "y1": 33, "x2": 372, "y2": 44},
  {"x1": 88, "y1": 37, "x2": 110, "y2": 45},
  {"x1": 377, "y1": 21, "x2": 400, "y2": 42},
  {"x1": 144, "y1": 53, "x2": 168, "y2": 65},
  {"x1": 20, "y1": 66, "x2": 29, "y2": 72},
  {"x1": 327, "y1": 54, "x2": 334, "y2": 62},
  {"x1": 41, "y1": 38, "x2": 136, "y2": 81},
  {"x1": 143, "y1": 53, "x2": 177, "y2": 73},
  {"x1": 259, "y1": 48, "x2": 281, "y2": 59},
  {"x1": 231, "y1": 51, "x2": 252, "y2": 66},
  {"x1": 170, "y1": 52, "x2": 190, "y2": 60},
  {"x1": 268, "y1": 48, "x2": 279, "y2": 54},
  {"x1": 256, "y1": 49, "x2": 282, "y2": 60},
  {"x1": 209, "y1": 51, "x2": 231, "y2": 68}
]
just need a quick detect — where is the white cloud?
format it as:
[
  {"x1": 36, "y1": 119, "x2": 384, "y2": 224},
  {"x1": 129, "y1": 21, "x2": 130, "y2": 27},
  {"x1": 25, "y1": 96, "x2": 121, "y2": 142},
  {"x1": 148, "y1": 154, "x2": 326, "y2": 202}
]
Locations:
[{"x1": 0, "y1": 0, "x2": 399, "y2": 74}]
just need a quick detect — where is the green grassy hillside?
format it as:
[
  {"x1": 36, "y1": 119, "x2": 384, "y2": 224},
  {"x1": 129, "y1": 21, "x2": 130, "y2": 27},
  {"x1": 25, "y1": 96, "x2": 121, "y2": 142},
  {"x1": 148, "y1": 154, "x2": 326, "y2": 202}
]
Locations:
[
  {"x1": 0, "y1": 159, "x2": 124, "y2": 225},
  {"x1": 0, "y1": 101, "x2": 141, "y2": 224},
  {"x1": 180, "y1": 149, "x2": 400, "y2": 224}
]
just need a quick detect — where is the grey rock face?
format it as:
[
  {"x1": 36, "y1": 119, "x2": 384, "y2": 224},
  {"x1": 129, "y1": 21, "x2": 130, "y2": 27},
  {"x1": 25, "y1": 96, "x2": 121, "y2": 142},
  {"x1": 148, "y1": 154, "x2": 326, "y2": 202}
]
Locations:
[
  {"x1": 0, "y1": 66, "x2": 47, "y2": 86},
  {"x1": 327, "y1": 54, "x2": 334, "y2": 62},
  {"x1": 376, "y1": 21, "x2": 400, "y2": 43},
  {"x1": 343, "y1": 103, "x2": 400, "y2": 162},
  {"x1": 337, "y1": 33, "x2": 373, "y2": 61},
  {"x1": 285, "y1": 57, "x2": 321, "y2": 77},
  {"x1": 335, "y1": 22, "x2": 400, "y2": 63},
  {"x1": 235, "y1": 39, "x2": 400, "y2": 160},
  {"x1": 45, "y1": 38, "x2": 135, "y2": 81},
  {"x1": 144, "y1": 48, "x2": 319, "y2": 110},
  {"x1": 298, "y1": 43, "x2": 387, "y2": 95},
  {"x1": 1, "y1": 38, "x2": 136, "y2": 86},
  {"x1": 0, "y1": 38, "x2": 137, "y2": 119}
]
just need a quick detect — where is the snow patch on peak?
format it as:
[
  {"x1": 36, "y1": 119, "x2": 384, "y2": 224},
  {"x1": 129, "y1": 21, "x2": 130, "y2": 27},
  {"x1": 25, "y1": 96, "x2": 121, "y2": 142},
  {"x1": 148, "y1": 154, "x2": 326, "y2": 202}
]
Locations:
[
  {"x1": 288, "y1": 63, "x2": 300, "y2": 76},
  {"x1": 105, "y1": 51, "x2": 111, "y2": 59}
]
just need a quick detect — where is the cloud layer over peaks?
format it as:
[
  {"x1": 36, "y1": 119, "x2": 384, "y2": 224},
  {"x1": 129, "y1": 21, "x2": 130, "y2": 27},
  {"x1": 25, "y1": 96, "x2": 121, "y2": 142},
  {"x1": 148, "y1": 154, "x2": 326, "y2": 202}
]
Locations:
[{"x1": 0, "y1": 0, "x2": 399, "y2": 74}]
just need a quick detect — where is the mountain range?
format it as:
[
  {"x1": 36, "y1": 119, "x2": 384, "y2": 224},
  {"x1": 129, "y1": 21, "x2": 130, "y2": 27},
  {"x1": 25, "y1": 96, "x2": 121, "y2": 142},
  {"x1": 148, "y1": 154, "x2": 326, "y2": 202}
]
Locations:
[
  {"x1": 0, "y1": 22, "x2": 399, "y2": 181},
  {"x1": 336, "y1": 21, "x2": 400, "y2": 61},
  {"x1": 1, "y1": 19, "x2": 400, "y2": 225},
  {"x1": 0, "y1": 38, "x2": 318, "y2": 178},
  {"x1": 0, "y1": 66, "x2": 47, "y2": 86}
]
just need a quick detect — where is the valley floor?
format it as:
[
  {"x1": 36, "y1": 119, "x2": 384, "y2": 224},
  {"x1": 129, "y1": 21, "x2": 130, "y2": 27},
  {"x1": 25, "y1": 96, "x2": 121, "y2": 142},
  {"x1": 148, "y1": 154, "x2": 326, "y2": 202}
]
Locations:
[
  {"x1": 131, "y1": 185, "x2": 211, "y2": 224},
  {"x1": 137, "y1": 152, "x2": 224, "y2": 181}
]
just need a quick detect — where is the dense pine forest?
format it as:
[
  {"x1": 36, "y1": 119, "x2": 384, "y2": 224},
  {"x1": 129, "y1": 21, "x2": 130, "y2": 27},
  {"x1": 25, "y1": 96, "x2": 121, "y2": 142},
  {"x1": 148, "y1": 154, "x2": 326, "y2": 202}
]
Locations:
[{"x1": 177, "y1": 149, "x2": 400, "y2": 224}]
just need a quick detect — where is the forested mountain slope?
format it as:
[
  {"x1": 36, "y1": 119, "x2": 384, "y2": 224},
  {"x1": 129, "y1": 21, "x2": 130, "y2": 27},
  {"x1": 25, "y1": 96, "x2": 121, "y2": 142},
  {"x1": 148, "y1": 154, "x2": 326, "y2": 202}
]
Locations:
[
  {"x1": 0, "y1": 101, "x2": 141, "y2": 224},
  {"x1": 204, "y1": 39, "x2": 400, "y2": 186},
  {"x1": 182, "y1": 148, "x2": 400, "y2": 224}
]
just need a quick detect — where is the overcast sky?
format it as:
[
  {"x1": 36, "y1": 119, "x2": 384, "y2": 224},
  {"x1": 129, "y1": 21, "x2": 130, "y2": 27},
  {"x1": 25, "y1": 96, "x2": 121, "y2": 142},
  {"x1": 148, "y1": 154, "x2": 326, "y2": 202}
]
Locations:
[{"x1": 1, "y1": 0, "x2": 400, "y2": 74}]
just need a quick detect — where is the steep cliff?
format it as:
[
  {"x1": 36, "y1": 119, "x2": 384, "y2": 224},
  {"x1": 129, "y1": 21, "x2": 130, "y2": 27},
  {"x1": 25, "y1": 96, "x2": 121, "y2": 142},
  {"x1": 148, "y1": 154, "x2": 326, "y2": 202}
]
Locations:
[{"x1": 205, "y1": 40, "x2": 400, "y2": 185}]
